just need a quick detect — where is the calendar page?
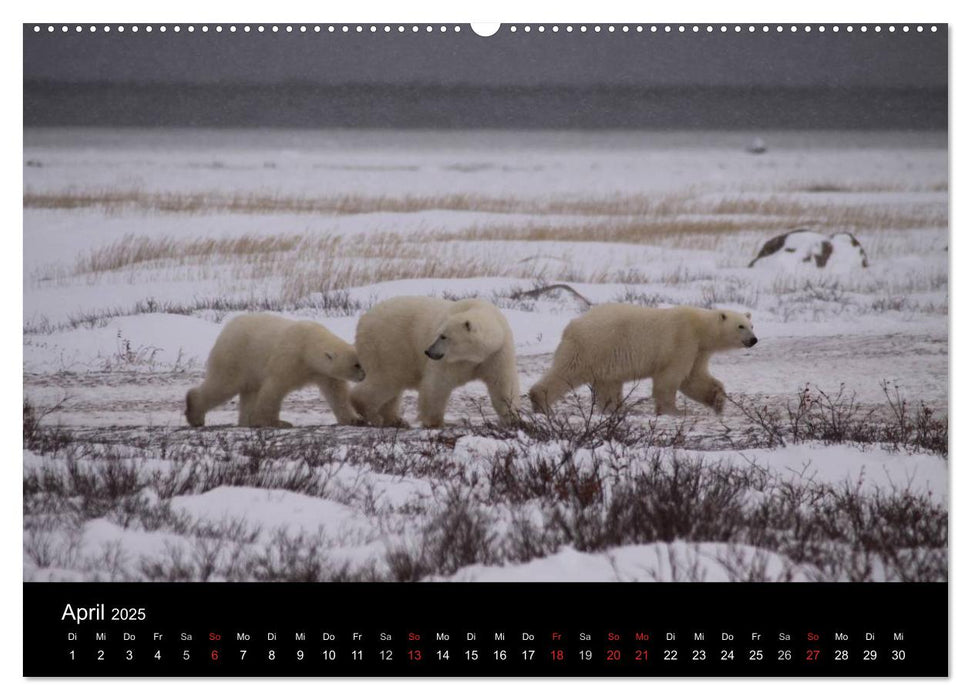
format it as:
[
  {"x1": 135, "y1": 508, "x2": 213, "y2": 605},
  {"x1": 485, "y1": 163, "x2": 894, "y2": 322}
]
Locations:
[{"x1": 23, "y1": 21, "x2": 947, "y2": 677}]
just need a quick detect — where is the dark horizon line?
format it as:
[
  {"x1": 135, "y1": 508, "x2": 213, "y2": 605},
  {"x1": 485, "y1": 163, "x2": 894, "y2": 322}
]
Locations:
[{"x1": 23, "y1": 79, "x2": 949, "y2": 92}]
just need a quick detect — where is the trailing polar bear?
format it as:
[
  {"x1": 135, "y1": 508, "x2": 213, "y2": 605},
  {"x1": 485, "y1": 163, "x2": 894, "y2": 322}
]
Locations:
[
  {"x1": 350, "y1": 296, "x2": 520, "y2": 428},
  {"x1": 185, "y1": 313, "x2": 365, "y2": 428},
  {"x1": 529, "y1": 305, "x2": 757, "y2": 416}
]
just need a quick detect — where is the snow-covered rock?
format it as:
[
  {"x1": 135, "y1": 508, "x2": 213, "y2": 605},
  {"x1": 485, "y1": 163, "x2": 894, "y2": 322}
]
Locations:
[{"x1": 749, "y1": 229, "x2": 869, "y2": 271}]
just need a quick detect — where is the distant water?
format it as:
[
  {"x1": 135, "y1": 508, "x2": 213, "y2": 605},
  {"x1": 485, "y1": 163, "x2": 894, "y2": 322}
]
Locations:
[
  {"x1": 23, "y1": 83, "x2": 946, "y2": 131},
  {"x1": 23, "y1": 126, "x2": 947, "y2": 154}
]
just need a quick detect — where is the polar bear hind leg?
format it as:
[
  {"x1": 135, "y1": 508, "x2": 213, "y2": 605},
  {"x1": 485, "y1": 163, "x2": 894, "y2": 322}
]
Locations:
[
  {"x1": 185, "y1": 379, "x2": 238, "y2": 427},
  {"x1": 351, "y1": 378, "x2": 408, "y2": 428},
  {"x1": 249, "y1": 377, "x2": 293, "y2": 427}
]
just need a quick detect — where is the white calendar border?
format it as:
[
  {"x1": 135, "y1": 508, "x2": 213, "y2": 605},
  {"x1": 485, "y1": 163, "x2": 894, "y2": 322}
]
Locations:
[{"x1": 5, "y1": 0, "x2": 963, "y2": 697}]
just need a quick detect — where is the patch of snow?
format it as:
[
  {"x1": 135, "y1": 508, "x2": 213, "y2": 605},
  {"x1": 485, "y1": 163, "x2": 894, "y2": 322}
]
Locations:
[{"x1": 440, "y1": 542, "x2": 819, "y2": 582}]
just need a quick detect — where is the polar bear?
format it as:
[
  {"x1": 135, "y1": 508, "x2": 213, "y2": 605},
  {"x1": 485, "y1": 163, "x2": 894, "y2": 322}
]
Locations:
[
  {"x1": 350, "y1": 296, "x2": 520, "y2": 428},
  {"x1": 529, "y1": 305, "x2": 757, "y2": 416},
  {"x1": 185, "y1": 314, "x2": 365, "y2": 428}
]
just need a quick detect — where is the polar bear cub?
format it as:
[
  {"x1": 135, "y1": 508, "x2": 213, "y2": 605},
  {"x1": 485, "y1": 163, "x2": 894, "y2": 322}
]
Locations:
[
  {"x1": 529, "y1": 305, "x2": 757, "y2": 416},
  {"x1": 185, "y1": 313, "x2": 365, "y2": 428},
  {"x1": 351, "y1": 296, "x2": 520, "y2": 428}
]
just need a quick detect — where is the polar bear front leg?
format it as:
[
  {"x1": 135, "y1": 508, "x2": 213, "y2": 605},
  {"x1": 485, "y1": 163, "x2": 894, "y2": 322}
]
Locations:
[
  {"x1": 418, "y1": 373, "x2": 453, "y2": 428},
  {"x1": 591, "y1": 380, "x2": 624, "y2": 413},
  {"x1": 679, "y1": 354, "x2": 727, "y2": 414},
  {"x1": 317, "y1": 377, "x2": 364, "y2": 426},
  {"x1": 237, "y1": 390, "x2": 258, "y2": 427}
]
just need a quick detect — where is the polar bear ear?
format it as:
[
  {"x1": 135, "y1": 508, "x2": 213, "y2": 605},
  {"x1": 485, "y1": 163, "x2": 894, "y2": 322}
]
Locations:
[
  {"x1": 720, "y1": 312, "x2": 727, "y2": 321},
  {"x1": 464, "y1": 320, "x2": 473, "y2": 332},
  {"x1": 744, "y1": 312, "x2": 752, "y2": 319}
]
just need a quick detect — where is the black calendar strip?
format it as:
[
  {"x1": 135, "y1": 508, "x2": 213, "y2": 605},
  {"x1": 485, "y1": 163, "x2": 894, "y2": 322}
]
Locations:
[{"x1": 24, "y1": 582, "x2": 947, "y2": 677}]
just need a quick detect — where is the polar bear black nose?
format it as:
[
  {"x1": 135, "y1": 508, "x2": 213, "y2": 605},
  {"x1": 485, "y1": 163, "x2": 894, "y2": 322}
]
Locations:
[
  {"x1": 747, "y1": 337, "x2": 758, "y2": 347},
  {"x1": 425, "y1": 348, "x2": 444, "y2": 360}
]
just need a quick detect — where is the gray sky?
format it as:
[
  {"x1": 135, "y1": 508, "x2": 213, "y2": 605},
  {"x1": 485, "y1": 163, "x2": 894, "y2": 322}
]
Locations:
[{"x1": 24, "y1": 24, "x2": 947, "y2": 88}]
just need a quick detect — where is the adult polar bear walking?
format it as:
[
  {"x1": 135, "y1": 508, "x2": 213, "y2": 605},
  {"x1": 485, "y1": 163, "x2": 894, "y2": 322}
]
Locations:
[
  {"x1": 351, "y1": 296, "x2": 520, "y2": 428},
  {"x1": 185, "y1": 314, "x2": 366, "y2": 428},
  {"x1": 529, "y1": 305, "x2": 757, "y2": 416}
]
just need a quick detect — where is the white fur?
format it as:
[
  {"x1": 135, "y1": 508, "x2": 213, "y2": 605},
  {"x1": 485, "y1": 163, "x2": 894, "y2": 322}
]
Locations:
[
  {"x1": 530, "y1": 305, "x2": 757, "y2": 416},
  {"x1": 186, "y1": 313, "x2": 364, "y2": 428},
  {"x1": 351, "y1": 296, "x2": 520, "y2": 428}
]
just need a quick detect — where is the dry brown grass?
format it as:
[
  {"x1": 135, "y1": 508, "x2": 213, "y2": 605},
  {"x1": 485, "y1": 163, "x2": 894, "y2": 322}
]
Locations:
[
  {"x1": 706, "y1": 196, "x2": 947, "y2": 231},
  {"x1": 26, "y1": 187, "x2": 947, "y2": 235},
  {"x1": 24, "y1": 188, "x2": 699, "y2": 217},
  {"x1": 778, "y1": 180, "x2": 949, "y2": 194},
  {"x1": 30, "y1": 183, "x2": 947, "y2": 307},
  {"x1": 74, "y1": 233, "x2": 308, "y2": 275}
]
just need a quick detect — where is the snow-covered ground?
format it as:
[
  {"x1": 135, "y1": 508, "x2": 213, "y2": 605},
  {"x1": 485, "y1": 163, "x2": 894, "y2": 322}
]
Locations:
[{"x1": 23, "y1": 128, "x2": 948, "y2": 582}]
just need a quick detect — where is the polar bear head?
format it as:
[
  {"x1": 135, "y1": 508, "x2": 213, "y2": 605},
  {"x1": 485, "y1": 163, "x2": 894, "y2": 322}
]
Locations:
[
  {"x1": 713, "y1": 309, "x2": 758, "y2": 350},
  {"x1": 424, "y1": 308, "x2": 506, "y2": 363},
  {"x1": 322, "y1": 347, "x2": 367, "y2": 382}
]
